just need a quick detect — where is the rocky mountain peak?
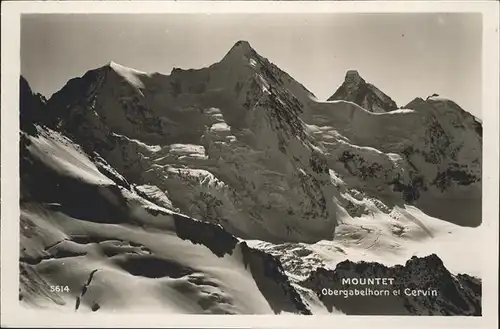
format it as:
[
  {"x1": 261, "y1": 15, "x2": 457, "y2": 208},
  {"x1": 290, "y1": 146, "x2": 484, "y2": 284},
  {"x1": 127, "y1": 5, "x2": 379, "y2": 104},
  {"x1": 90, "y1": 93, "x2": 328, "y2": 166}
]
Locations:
[
  {"x1": 344, "y1": 69, "x2": 365, "y2": 86},
  {"x1": 228, "y1": 40, "x2": 255, "y2": 56},
  {"x1": 327, "y1": 70, "x2": 398, "y2": 113},
  {"x1": 219, "y1": 40, "x2": 260, "y2": 67},
  {"x1": 20, "y1": 76, "x2": 50, "y2": 132}
]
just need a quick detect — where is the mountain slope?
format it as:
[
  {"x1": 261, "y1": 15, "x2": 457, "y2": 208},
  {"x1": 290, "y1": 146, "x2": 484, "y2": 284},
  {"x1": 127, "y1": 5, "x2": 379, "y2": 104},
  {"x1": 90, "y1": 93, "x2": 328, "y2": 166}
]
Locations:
[
  {"x1": 20, "y1": 78, "x2": 311, "y2": 314},
  {"x1": 44, "y1": 41, "x2": 339, "y2": 244}
]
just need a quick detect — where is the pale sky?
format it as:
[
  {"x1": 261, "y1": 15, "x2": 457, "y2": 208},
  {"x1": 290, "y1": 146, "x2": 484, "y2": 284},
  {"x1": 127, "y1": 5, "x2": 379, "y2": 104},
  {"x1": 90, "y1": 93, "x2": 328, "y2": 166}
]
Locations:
[{"x1": 21, "y1": 13, "x2": 482, "y2": 117}]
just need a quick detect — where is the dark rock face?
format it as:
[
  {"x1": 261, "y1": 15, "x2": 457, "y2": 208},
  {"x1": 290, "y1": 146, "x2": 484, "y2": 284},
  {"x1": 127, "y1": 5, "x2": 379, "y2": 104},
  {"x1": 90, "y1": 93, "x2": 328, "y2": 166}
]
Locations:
[
  {"x1": 20, "y1": 76, "x2": 50, "y2": 134},
  {"x1": 327, "y1": 70, "x2": 398, "y2": 112},
  {"x1": 432, "y1": 167, "x2": 480, "y2": 191},
  {"x1": 300, "y1": 254, "x2": 481, "y2": 315},
  {"x1": 240, "y1": 242, "x2": 311, "y2": 315},
  {"x1": 172, "y1": 213, "x2": 239, "y2": 258},
  {"x1": 112, "y1": 255, "x2": 193, "y2": 279},
  {"x1": 339, "y1": 151, "x2": 385, "y2": 181}
]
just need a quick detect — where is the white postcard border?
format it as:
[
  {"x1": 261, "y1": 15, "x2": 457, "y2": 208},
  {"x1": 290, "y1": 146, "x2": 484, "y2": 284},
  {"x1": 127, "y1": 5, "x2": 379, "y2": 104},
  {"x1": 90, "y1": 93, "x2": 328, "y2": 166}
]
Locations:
[{"x1": 1, "y1": 1, "x2": 498, "y2": 328}]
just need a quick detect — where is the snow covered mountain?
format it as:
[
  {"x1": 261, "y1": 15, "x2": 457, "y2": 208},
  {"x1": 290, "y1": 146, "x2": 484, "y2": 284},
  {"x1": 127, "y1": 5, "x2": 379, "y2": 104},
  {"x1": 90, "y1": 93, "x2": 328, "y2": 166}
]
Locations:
[
  {"x1": 19, "y1": 40, "x2": 482, "y2": 315},
  {"x1": 20, "y1": 78, "x2": 310, "y2": 314}
]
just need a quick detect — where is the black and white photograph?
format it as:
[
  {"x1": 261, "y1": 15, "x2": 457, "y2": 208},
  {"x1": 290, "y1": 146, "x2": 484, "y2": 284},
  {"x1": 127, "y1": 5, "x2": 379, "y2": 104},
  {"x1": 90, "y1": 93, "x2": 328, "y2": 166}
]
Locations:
[{"x1": 1, "y1": 1, "x2": 499, "y2": 328}]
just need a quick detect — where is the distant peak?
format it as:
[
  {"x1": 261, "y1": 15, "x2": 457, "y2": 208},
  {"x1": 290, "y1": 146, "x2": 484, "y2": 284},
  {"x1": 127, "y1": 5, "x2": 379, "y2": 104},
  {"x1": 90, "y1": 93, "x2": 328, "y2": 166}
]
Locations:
[
  {"x1": 233, "y1": 40, "x2": 253, "y2": 50},
  {"x1": 327, "y1": 69, "x2": 398, "y2": 111},
  {"x1": 221, "y1": 40, "x2": 257, "y2": 63},
  {"x1": 344, "y1": 70, "x2": 365, "y2": 85}
]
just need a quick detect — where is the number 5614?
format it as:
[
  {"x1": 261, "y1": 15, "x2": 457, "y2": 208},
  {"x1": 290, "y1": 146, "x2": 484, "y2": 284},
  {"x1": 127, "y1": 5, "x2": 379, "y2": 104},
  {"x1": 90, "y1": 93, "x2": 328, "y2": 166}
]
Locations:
[{"x1": 50, "y1": 285, "x2": 70, "y2": 293}]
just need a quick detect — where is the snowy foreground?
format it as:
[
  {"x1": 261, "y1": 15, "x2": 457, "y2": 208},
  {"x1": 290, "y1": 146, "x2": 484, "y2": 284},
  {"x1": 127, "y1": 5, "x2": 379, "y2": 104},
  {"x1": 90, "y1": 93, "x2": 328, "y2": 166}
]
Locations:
[{"x1": 19, "y1": 41, "x2": 482, "y2": 315}]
